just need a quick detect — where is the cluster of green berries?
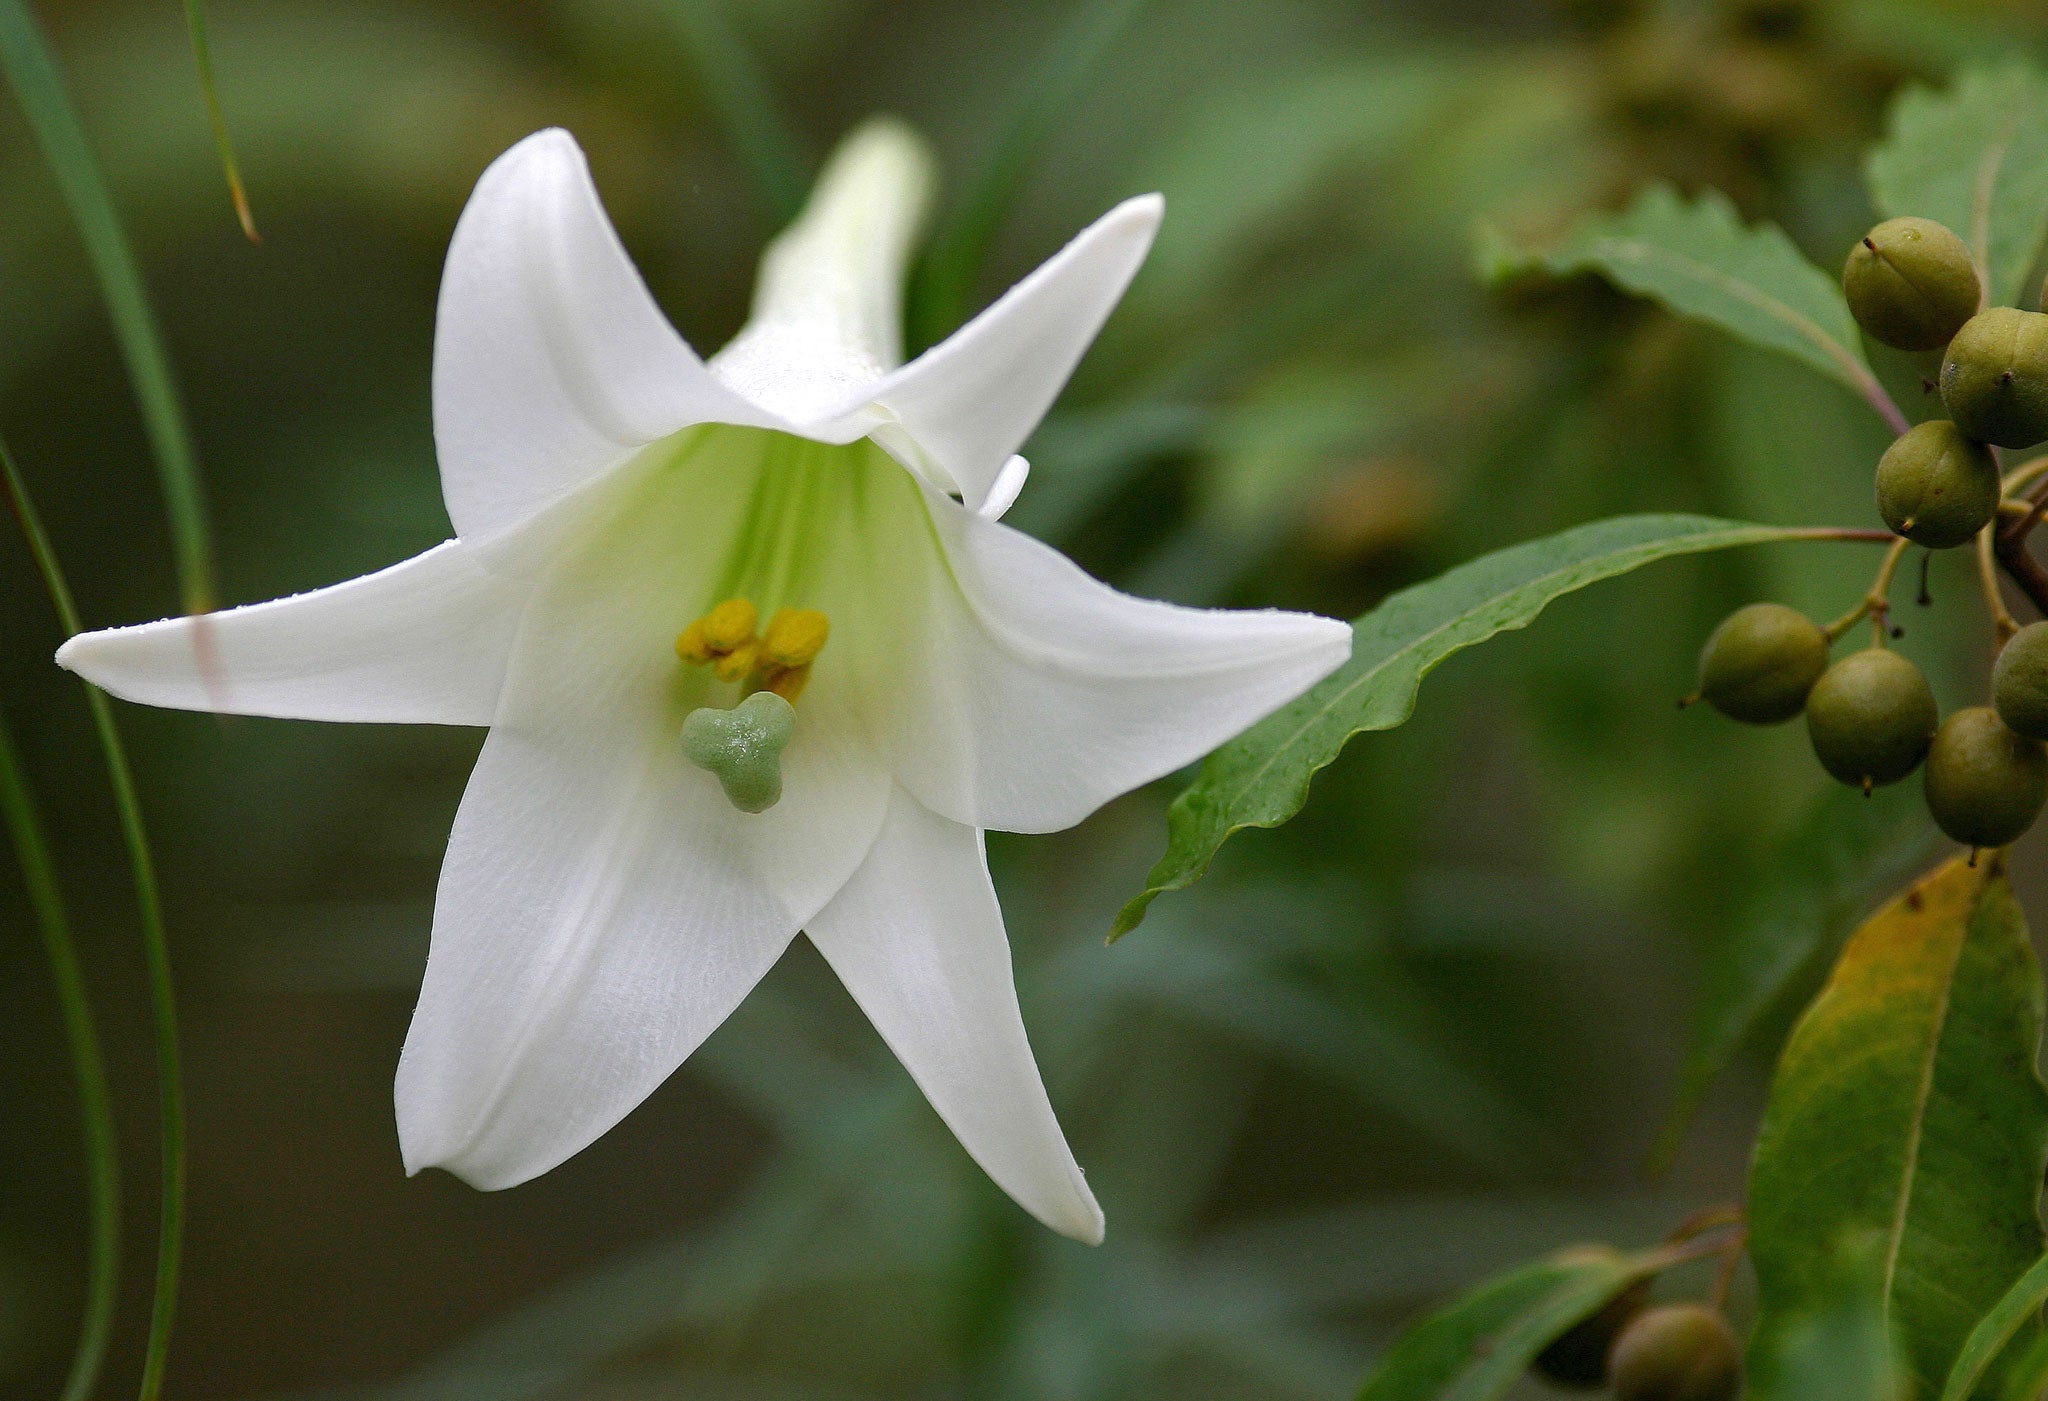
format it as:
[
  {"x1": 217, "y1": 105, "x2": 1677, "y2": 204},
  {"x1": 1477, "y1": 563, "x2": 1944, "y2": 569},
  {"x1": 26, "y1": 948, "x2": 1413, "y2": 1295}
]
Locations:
[
  {"x1": 1690, "y1": 216, "x2": 2048, "y2": 853},
  {"x1": 1535, "y1": 1286, "x2": 1742, "y2": 1400}
]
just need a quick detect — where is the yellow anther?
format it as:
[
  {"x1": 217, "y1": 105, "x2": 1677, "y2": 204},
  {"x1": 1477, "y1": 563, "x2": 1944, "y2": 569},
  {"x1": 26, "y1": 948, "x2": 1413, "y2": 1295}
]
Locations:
[
  {"x1": 761, "y1": 663, "x2": 812, "y2": 703},
  {"x1": 701, "y1": 598, "x2": 758, "y2": 652},
  {"x1": 761, "y1": 608, "x2": 830, "y2": 668},
  {"x1": 674, "y1": 618, "x2": 715, "y2": 664},
  {"x1": 714, "y1": 638, "x2": 761, "y2": 684}
]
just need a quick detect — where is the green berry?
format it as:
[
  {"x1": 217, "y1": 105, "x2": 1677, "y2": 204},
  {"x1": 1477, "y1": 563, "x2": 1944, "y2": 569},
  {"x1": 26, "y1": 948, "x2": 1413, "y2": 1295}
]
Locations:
[
  {"x1": 1924, "y1": 707, "x2": 2048, "y2": 849},
  {"x1": 1843, "y1": 217, "x2": 1980, "y2": 352},
  {"x1": 1534, "y1": 1279, "x2": 1650, "y2": 1388},
  {"x1": 681, "y1": 690, "x2": 796, "y2": 813},
  {"x1": 1940, "y1": 307, "x2": 2048, "y2": 448},
  {"x1": 1874, "y1": 420, "x2": 2000, "y2": 548},
  {"x1": 1607, "y1": 1305, "x2": 1741, "y2": 1401},
  {"x1": 1993, "y1": 621, "x2": 2048, "y2": 740},
  {"x1": 1805, "y1": 648, "x2": 1937, "y2": 788},
  {"x1": 1695, "y1": 603, "x2": 1829, "y2": 724}
]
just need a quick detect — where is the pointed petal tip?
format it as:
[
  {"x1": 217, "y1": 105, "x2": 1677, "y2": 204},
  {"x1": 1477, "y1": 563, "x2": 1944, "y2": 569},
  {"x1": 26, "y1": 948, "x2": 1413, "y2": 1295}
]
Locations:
[
  {"x1": 1051, "y1": 1180, "x2": 1106, "y2": 1246},
  {"x1": 1112, "y1": 190, "x2": 1165, "y2": 228},
  {"x1": 52, "y1": 631, "x2": 85, "y2": 674}
]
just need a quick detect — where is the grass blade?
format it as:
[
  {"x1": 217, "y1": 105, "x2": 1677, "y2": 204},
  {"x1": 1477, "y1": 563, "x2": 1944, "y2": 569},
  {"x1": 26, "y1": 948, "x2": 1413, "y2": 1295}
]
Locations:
[
  {"x1": 1, "y1": 432, "x2": 186, "y2": 1401},
  {"x1": 180, "y1": 0, "x2": 258, "y2": 242},
  {"x1": 908, "y1": 0, "x2": 1152, "y2": 349},
  {"x1": 667, "y1": 0, "x2": 807, "y2": 223},
  {"x1": 0, "y1": 710, "x2": 121, "y2": 1401},
  {"x1": 0, "y1": 0, "x2": 219, "y2": 613}
]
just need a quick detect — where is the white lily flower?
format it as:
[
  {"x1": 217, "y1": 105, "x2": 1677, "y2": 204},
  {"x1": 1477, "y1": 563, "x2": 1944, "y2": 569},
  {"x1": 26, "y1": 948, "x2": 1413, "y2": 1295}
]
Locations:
[{"x1": 55, "y1": 121, "x2": 1351, "y2": 1243}]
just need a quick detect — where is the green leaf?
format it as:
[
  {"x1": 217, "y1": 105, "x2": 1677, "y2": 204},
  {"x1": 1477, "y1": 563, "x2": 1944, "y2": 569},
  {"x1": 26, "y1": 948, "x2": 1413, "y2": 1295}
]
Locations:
[
  {"x1": 1748, "y1": 1230, "x2": 1908, "y2": 1401},
  {"x1": 1111, "y1": 513, "x2": 1841, "y2": 938},
  {"x1": 0, "y1": 0, "x2": 218, "y2": 613},
  {"x1": 1946, "y1": 1252, "x2": 2048, "y2": 1401},
  {"x1": 179, "y1": 0, "x2": 257, "y2": 241},
  {"x1": 1747, "y1": 858, "x2": 2048, "y2": 1396},
  {"x1": 1353, "y1": 1244, "x2": 1661, "y2": 1401},
  {"x1": 1652, "y1": 784, "x2": 1939, "y2": 1168},
  {"x1": 1868, "y1": 64, "x2": 2048, "y2": 311},
  {"x1": 664, "y1": 0, "x2": 809, "y2": 223},
  {"x1": 907, "y1": 0, "x2": 1151, "y2": 349},
  {"x1": 1496, "y1": 184, "x2": 1899, "y2": 429}
]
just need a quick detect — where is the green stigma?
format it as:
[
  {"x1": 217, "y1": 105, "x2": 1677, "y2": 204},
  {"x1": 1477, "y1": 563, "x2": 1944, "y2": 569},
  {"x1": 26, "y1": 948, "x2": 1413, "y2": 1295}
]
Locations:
[{"x1": 681, "y1": 690, "x2": 796, "y2": 813}]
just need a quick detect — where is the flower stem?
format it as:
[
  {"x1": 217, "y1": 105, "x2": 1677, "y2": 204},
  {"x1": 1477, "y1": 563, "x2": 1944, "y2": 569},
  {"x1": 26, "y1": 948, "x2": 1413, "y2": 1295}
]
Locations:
[
  {"x1": 1979, "y1": 523, "x2": 2019, "y2": 648},
  {"x1": 1824, "y1": 535, "x2": 1909, "y2": 643},
  {"x1": 0, "y1": 714, "x2": 120, "y2": 1401},
  {"x1": 0, "y1": 433, "x2": 185, "y2": 1401}
]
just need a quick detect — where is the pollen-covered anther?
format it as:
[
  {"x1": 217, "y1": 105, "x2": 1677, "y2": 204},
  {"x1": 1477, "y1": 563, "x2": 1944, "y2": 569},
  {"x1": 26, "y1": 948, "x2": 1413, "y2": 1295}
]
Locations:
[
  {"x1": 676, "y1": 597, "x2": 761, "y2": 668},
  {"x1": 761, "y1": 609, "x2": 830, "y2": 668},
  {"x1": 714, "y1": 638, "x2": 761, "y2": 684}
]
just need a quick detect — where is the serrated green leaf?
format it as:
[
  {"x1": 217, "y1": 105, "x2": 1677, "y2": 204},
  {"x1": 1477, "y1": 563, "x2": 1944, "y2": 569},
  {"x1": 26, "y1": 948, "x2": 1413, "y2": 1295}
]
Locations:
[
  {"x1": 1652, "y1": 784, "x2": 1939, "y2": 1168},
  {"x1": 1946, "y1": 1252, "x2": 2048, "y2": 1401},
  {"x1": 1868, "y1": 64, "x2": 2048, "y2": 310},
  {"x1": 1111, "y1": 514, "x2": 1835, "y2": 938},
  {"x1": 1497, "y1": 184, "x2": 1895, "y2": 423},
  {"x1": 1747, "y1": 858, "x2": 2048, "y2": 1396},
  {"x1": 1353, "y1": 1244, "x2": 1662, "y2": 1401}
]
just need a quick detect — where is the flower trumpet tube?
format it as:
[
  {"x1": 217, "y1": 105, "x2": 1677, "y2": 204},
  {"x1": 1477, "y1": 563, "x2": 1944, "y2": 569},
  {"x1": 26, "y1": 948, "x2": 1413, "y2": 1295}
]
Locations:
[{"x1": 55, "y1": 120, "x2": 1351, "y2": 1242}]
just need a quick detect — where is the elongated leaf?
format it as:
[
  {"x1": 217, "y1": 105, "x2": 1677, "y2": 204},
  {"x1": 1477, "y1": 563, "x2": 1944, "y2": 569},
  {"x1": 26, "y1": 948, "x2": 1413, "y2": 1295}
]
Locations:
[
  {"x1": 0, "y1": 0, "x2": 217, "y2": 612},
  {"x1": 1494, "y1": 184, "x2": 1895, "y2": 422},
  {"x1": 908, "y1": 0, "x2": 1151, "y2": 349},
  {"x1": 1747, "y1": 858, "x2": 2048, "y2": 1395},
  {"x1": 1749, "y1": 1231, "x2": 1907, "y2": 1401},
  {"x1": 665, "y1": 0, "x2": 808, "y2": 222},
  {"x1": 1868, "y1": 65, "x2": 2048, "y2": 310},
  {"x1": 1997, "y1": 1327, "x2": 2048, "y2": 1401},
  {"x1": 1354, "y1": 1245, "x2": 1662, "y2": 1401},
  {"x1": 180, "y1": 0, "x2": 256, "y2": 240},
  {"x1": 1653, "y1": 784, "x2": 1938, "y2": 1167},
  {"x1": 1111, "y1": 514, "x2": 1840, "y2": 938},
  {"x1": 1947, "y1": 1253, "x2": 2048, "y2": 1401}
]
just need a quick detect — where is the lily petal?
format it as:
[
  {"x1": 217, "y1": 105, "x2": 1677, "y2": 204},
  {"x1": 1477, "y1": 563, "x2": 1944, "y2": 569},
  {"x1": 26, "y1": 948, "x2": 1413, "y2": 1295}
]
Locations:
[
  {"x1": 397, "y1": 452, "x2": 890, "y2": 1187},
  {"x1": 709, "y1": 119, "x2": 935, "y2": 423},
  {"x1": 54, "y1": 540, "x2": 528, "y2": 725},
  {"x1": 432, "y1": 128, "x2": 775, "y2": 542},
  {"x1": 805, "y1": 786, "x2": 1103, "y2": 1244},
  {"x1": 860, "y1": 194, "x2": 1163, "y2": 512},
  {"x1": 866, "y1": 485, "x2": 1353, "y2": 834}
]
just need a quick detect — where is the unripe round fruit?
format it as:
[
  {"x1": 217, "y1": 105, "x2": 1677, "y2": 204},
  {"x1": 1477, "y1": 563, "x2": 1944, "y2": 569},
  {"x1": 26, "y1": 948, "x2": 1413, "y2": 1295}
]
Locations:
[
  {"x1": 1607, "y1": 1305, "x2": 1741, "y2": 1401},
  {"x1": 1994, "y1": 622, "x2": 2048, "y2": 740},
  {"x1": 1843, "y1": 217, "x2": 1980, "y2": 351},
  {"x1": 1940, "y1": 307, "x2": 2048, "y2": 447},
  {"x1": 1695, "y1": 603, "x2": 1829, "y2": 724},
  {"x1": 1924, "y1": 707, "x2": 2048, "y2": 849},
  {"x1": 1534, "y1": 1279, "x2": 1650, "y2": 1387},
  {"x1": 1806, "y1": 648, "x2": 1937, "y2": 788},
  {"x1": 1874, "y1": 420, "x2": 2000, "y2": 547}
]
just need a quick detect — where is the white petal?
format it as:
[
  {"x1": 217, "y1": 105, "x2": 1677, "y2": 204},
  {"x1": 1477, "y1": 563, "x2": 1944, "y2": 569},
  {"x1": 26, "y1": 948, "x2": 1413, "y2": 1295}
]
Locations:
[
  {"x1": 805, "y1": 787, "x2": 1103, "y2": 1243},
  {"x1": 709, "y1": 120, "x2": 936, "y2": 422},
  {"x1": 860, "y1": 194, "x2": 1162, "y2": 512},
  {"x1": 861, "y1": 485, "x2": 1353, "y2": 834},
  {"x1": 397, "y1": 447, "x2": 890, "y2": 1187},
  {"x1": 54, "y1": 540, "x2": 527, "y2": 725},
  {"x1": 432, "y1": 128, "x2": 776, "y2": 542},
  {"x1": 980, "y1": 455, "x2": 1030, "y2": 521}
]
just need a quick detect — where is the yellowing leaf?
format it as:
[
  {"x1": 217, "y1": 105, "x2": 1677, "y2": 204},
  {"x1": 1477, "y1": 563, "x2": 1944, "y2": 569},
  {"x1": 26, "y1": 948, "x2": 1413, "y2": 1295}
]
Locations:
[{"x1": 1747, "y1": 858, "x2": 2048, "y2": 1396}]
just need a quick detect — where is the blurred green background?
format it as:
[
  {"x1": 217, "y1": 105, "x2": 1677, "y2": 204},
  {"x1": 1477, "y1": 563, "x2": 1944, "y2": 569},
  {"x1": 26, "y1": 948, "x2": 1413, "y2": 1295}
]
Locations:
[{"x1": 7, "y1": 0, "x2": 2048, "y2": 1396}]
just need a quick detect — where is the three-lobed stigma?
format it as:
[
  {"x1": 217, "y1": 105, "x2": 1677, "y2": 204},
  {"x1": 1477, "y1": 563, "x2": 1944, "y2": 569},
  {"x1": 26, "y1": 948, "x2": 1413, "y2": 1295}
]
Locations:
[{"x1": 674, "y1": 598, "x2": 831, "y2": 811}]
